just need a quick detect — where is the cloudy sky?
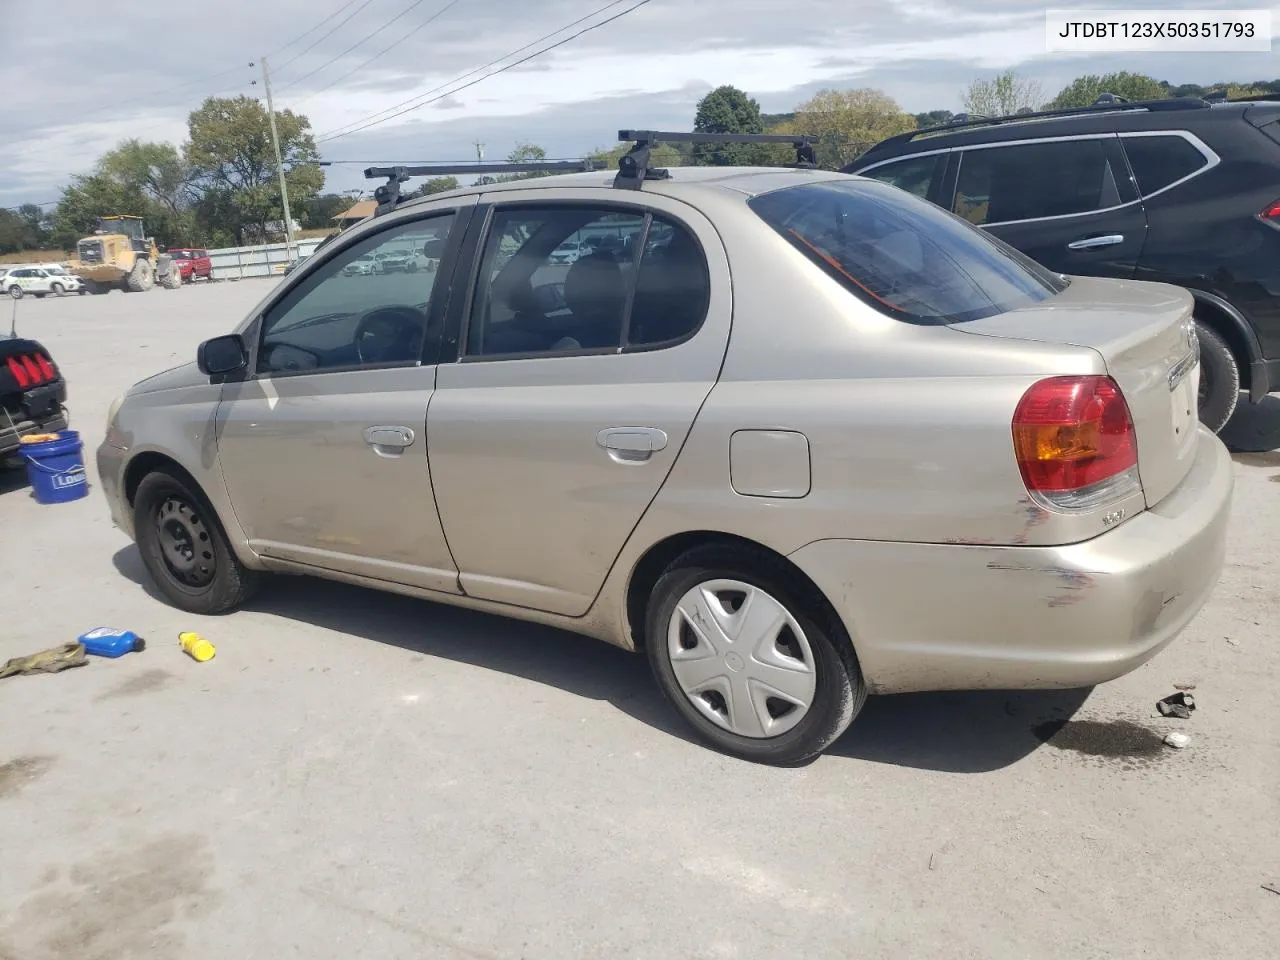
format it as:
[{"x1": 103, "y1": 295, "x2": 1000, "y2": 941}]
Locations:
[{"x1": 1, "y1": 0, "x2": 1277, "y2": 209}]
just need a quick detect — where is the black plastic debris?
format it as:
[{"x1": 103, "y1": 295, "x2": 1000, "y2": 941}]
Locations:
[{"x1": 1157, "y1": 691, "x2": 1196, "y2": 719}]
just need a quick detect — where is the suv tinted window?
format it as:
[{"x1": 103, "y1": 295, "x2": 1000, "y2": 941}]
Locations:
[
  {"x1": 1121, "y1": 135, "x2": 1209, "y2": 196},
  {"x1": 953, "y1": 139, "x2": 1123, "y2": 225},
  {"x1": 749, "y1": 179, "x2": 1065, "y2": 325},
  {"x1": 466, "y1": 207, "x2": 707, "y2": 356},
  {"x1": 859, "y1": 154, "x2": 943, "y2": 199},
  {"x1": 258, "y1": 212, "x2": 456, "y2": 374}
]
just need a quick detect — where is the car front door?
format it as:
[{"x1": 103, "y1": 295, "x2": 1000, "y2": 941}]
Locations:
[
  {"x1": 212, "y1": 198, "x2": 476, "y2": 593},
  {"x1": 426, "y1": 192, "x2": 729, "y2": 617},
  {"x1": 948, "y1": 136, "x2": 1148, "y2": 278}
]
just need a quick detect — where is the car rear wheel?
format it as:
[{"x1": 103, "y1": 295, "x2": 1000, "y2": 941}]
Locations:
[
  {"x1": 134, "y1": 469, "x2": 260, "y2": 614},
  {"x1": 8, "y1": 285, "x2": 21, "y2": 299},
  {"x1": 645, "y1": 544, "x2": 865, "y2": 765},
  {"x1": 1194, "y1": 322, "x2": 1239, "y2": 434}
]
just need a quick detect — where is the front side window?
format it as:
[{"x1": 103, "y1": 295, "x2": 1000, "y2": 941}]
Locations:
[
  {"x1": 953, "y1": 139, "x2": 1123, "y2": 225},
  {"x1": 859, "y1": 154, "x2": 943, "y2": 199},
  {"x1": 256, "y1": 212, "x2": 456, "y2": 375},
  {"x1": 1121, "y1": 134, "x2": 1210, "y2": 196},
  {"x1": 465, "y1": 206, "x2": 709, "y2": 357},
  {"x1": 749, "y1": 178, "x2": 1065, "y2": 325}
]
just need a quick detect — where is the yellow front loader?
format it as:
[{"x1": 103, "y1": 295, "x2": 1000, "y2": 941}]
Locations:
[{"x1": 68, "y1": 216, "x2": 181, "y2": 294}]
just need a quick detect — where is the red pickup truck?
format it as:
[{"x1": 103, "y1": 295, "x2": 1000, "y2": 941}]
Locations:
[{"x1": 167, "y1": 248, "x2": 213, "y2": 283}]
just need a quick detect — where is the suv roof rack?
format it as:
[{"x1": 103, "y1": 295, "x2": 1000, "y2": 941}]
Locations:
[
  {"x1": 876, "y1": 95, "x2": 1213, "y2": 149},
  {"x1": 362, "y1": 160, "x2": 606, "y2": 215},
  {"x1": 613, "y1": 130, "x2": 819, "y2": 189}
]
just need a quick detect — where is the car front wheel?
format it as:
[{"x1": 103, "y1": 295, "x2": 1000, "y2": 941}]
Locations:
[
  {"x1": 133, "y1": 469, "x2": 260, "y2": 614},
  {"x1": 645, "y1": 544, "x2": 865, "y2": 765}
]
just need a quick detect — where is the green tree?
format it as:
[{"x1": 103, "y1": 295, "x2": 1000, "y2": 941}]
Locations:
[
  {"x1": 914, "y1": 109, "x2": 955, "y2": 128},
  {"x1": 781, "y1": 88, "x2": 917, "y2": 169},
  {"x1": 51, "y1": 172, "x2": 153, "y2": 250},
  {"x1": 586, "y1": 141, "x2": 684, "y2": 170},
  {"x1": 410, "y1": 176, "x2": 460, "y2": 198},
  {"x1": 0, "y1": 208, "x2": 51, "y2": 254},
  {"x1": 494, "y1": 142, "x2": 553, "y2": 181},
  {"x1": 692, "y1": 85, "x2": 765, "y2": 165},
  {"x1": 1048, "y1": 72, "x2": 1168, "y2": 108},
  {"x1": 963, "y1": 70, "x2": 1043, "y2": 117},
  {"x1": 185, "y1": 95, "x2": 324, "y2": 244}
]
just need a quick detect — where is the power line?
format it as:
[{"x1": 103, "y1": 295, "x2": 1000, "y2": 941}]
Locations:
[
  {"x1": 272, "y1": 0, "x2": 381, "y2": 78},
  {"x1": 288, "y1": 0, "x2": 464, "y2": 106},
  {"x1": 266, "y1": 0, "x2": 369, "y2": 58},
  {"x1": 316, "y1": 0, "x2": 644, "y2": 143}
]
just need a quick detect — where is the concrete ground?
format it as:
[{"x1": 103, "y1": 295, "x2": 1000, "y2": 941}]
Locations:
[{"x1": 1, "y1": 281, "x2": 1277, "y2": 960}]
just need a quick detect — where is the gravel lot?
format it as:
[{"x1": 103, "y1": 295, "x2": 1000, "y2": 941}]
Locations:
[{"x1": 1, "y1": 281, "x2": 1277, "y2": 960}]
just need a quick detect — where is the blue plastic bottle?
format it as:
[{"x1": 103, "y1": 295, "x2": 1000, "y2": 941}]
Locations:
[{"x1": 78, "y1": 628, "x2": 147, "y2": 658}]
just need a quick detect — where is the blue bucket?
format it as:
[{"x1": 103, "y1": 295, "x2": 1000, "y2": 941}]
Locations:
[{"x1": 22, "y1": 430, "x2": 89, "y2": 504}]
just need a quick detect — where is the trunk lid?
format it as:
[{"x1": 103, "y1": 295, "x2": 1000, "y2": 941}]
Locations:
[{"x1": 955, "y1": 275, "x2": 1200, "y2": 509}]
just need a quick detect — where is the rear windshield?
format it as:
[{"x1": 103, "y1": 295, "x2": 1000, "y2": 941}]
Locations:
[{"x1": 748, "y1": 178, "x2": 1066, "y2": 325}]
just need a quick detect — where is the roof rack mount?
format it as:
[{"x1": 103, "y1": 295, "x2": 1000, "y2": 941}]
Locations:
[
  {"x1": 613, "y1": 130, "x2": 820, "y2": 190},
  {"x1": 362, "y1": 159, "x2": 606, "y2": 215}
]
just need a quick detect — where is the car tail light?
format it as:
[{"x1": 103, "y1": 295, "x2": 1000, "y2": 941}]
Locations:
[
  {"x1": 6, "y1": 356, "x2": 31, "y2": 387},
  {"x1": 21, "y1": 356, "x2": 42, "y2": 383},
  {"x1": 1259, "y1": 198, "x2": 1280, "y2": 226},
  {"x1": 35, "y1": 355, "x2": 56, "y2": 380},
  {"x1": 1012, "y1": 375, "x2": 1141, "y2": 509}
]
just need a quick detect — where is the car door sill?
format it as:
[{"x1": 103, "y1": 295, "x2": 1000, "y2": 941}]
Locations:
[
  {"x1": 252, "y1": 540, "x2": 461, "y2": 595},
  {"x1": 458, "y1": 573, "x2": 591, "y2": 618}
]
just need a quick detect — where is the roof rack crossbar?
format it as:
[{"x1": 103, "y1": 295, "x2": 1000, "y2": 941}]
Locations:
[
  {"x1": 613, "y1": 129, "x2": 820, "y2": 190},
  {"x1": 362, "y1": 160, "x2": 606, "y2": 215}
]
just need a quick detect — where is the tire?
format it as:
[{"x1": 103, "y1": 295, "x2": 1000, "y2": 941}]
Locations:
[
  {"x1": 1194, "y1": 321, "x2": 1239, "y2": 434},
  {"x1": 8, "y1": 285, "x2": 22, "y2": 299},
  {"x1": 125, "y1": 259, "x2": 154, "y2": 292},
  {"x1": 133, "y1": 469, "x2": 260, "y2": 615},
  {"x1": 51, "y1": 282, "x2": 64, "y2": 296},
  {"x1": 644, "y1": 543, "x2": 865, "y2": 765},
  {"x1": 159, "y1": 263, "x2": 182, "y2": 290}
]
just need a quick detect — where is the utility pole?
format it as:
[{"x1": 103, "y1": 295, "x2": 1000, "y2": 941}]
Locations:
[
  {"x1": 260, "y1": 55, "x2": 296, "y2": 261},
  {"x1": 474, "y1": 141, "x2": 484, "y2": 162}
]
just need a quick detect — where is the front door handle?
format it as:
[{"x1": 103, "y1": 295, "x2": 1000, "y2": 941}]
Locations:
[
  {"x1": 597, "y1": 427, "x2": 668, "y2": 464},
  {"x1": 1067, "y1": 234, "x2": 1124, "y2": 250},
  {"x1": 363, "y1": 425, "x2": 415, "y2": 458}
]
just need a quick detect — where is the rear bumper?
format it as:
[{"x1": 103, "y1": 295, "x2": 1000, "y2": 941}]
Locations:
[
  {"x1": 789, "y1": 427, "x2": 1234, "y2": 694},
  {"x1": 0, "y1": 406, "x2": 69, "y2": 458}
]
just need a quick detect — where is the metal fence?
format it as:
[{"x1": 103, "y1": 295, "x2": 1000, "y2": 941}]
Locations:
[{"x1": 208, "y1": 238, "x2": 327, "y2": 281}]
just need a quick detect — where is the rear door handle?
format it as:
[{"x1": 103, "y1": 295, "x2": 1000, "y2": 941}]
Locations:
[
  {"x1": 363, "y1": 425, "x2": 414, "y2": 457},
  {"x1": 597, "y1": 427, "x2": 668, "y2": 464},
  {"x1": 1067, "y1": 234, "x2": 1124, "y2": 250}
]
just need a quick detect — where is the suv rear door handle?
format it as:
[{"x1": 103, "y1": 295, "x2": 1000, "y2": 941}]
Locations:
[
  {"x1": 597, "y1": 427, "x2": 668, "y2": 464},
  {"x1": 1067, "y1": 234, "x2": 1124, "y2": 250}
]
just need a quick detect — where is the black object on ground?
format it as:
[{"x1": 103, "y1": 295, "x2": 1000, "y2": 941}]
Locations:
[{"x1": 1157, "y1": 691, "x2": 1197, "y2": 719}]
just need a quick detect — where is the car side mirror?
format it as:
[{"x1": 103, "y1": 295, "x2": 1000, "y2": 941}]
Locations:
[{"x1": 198, "y1": 334, "x2": 248, "y2": 377}]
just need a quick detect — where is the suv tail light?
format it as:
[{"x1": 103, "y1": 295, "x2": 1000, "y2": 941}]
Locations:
[
  {"x1": 1012, "y1": 375, "x2": 1141, "y2": 509},
  {"x1": 1259, "y1": 198, "x2": 1280, "y2": 227}
]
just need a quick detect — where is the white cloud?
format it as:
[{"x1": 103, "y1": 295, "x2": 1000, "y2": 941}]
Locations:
[{"x1": 1, "y1": 0, "x2": 1277, "y2": 207}]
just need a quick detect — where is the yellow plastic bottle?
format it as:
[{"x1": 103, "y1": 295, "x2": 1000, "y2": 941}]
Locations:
[{"x1": 178, "y1": 632, "x2": 216, "y2": 662}]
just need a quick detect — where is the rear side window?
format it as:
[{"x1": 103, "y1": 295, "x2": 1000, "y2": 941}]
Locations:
[
  {"x1": 953, "y1": 139, "x2": 1123, "y2": 225},
  {"x1": 1121, "y1": 135, "x2": 1210, "y2": 195},
  {"x1": 858, "y1": 154, "x2": 943, "y2": 199},
  {"x1": 749, "y1": 179, "x2": 1065, "y2": 325}
]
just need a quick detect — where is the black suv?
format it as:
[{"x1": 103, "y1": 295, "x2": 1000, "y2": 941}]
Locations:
[{"x1": 845, "y1": 96, "x2": 1280, "y2": 433}]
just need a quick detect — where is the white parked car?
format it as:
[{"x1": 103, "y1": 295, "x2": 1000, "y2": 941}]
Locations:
[{"x1": 5, "y1": 266, "x2": 83, "y2": 298}]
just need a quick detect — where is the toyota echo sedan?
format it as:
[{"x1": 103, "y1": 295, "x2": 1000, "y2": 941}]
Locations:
[{"x1": 98, "y1": 166, "x2": 1233, "y2": 765}]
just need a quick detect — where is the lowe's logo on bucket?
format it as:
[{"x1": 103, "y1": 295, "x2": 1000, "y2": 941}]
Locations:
[{"x1": 52, "y1": 467, "x2": 86, "y2": 489}]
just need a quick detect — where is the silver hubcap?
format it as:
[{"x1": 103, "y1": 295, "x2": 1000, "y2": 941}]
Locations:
[{"x1": 667, "y1": 579, "x2": 817, "y2": 739}]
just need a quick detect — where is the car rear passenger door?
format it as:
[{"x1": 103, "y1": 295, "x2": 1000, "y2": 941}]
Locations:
[
  {"x1": 425, "y1": 190, "x2": 730, "y2": 617},
  {"x1": 947, "y1": 136, "x2": 1148, "y2": 278}
]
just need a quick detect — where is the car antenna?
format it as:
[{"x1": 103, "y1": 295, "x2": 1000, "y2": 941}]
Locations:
[
  {"x1": 612, "y1": 130, "x2": 820, "y2": 190},
  {"x1": 362, "y1": 159, "x2": 606, "y2": 216},
  {"x1": 9, "y1": 297, "x2": 16, "y2": 339}
]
